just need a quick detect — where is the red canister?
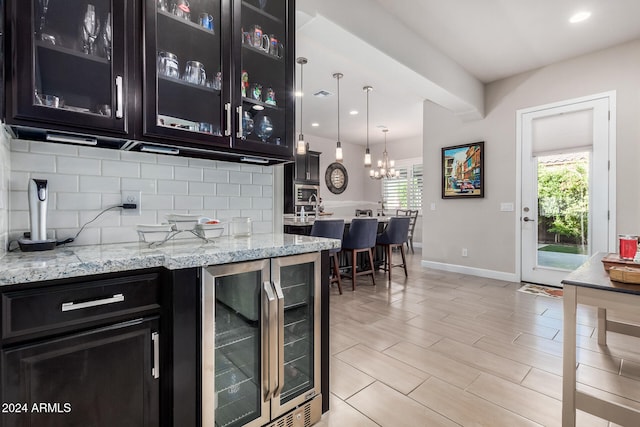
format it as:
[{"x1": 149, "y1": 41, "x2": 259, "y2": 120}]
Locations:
[{"x1": 618, "y1": 234, "x2": 638, "y2": 260}]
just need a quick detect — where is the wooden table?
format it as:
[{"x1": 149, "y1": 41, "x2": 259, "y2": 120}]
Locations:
[{"x1": 561, "y1": 252, "x2": 640, "y2": 426}]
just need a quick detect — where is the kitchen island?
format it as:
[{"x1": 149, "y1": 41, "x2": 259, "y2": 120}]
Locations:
[{"x1": 0, "y1": 233, "x2": 337, "y2": 427}]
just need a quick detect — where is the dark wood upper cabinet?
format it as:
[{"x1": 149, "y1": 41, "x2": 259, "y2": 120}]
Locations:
[{"x1": 3, "y1": 0, "x2": 295, "y2": 162}]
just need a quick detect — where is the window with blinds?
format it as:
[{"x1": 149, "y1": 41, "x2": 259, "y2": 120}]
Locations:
[{"x1": 382, "y1": 162, "x2": 423, "y2": 211}]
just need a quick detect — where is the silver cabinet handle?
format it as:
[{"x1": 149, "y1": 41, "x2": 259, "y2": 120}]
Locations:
[
  {"x1": 61, "y1": 293, "x2": 124, "y2": 312},
  {"x1": 224, "y1": 103, "x2": 232, "y2": 136},
  {"x1": 152, "y1": 332, "x2": 160, "y2": 379},
  {"x1": 115, "y1": 75, "x2": 124, "y2": 119},
  {"x1": 263, "y1": 281, "x2": 277, "y2": 401},
  {"x1": 272, "y1": 281, "x2": 285, "y2": 398},
  {"x1": 236, "y1": 105, "x2": 243, "y2": 138}
]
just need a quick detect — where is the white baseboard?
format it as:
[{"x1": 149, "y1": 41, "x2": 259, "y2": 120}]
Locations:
[{"x1": 420, "y1": 260, "x2": 519, "y2": 283}]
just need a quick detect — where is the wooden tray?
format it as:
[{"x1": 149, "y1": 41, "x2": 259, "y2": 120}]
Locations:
[
  {"x1": 609, "y1": 266, "x2": 640, "y2": 284},
  {"x1": 601, "y1": 253, "x2": 640, "y2": 271}
]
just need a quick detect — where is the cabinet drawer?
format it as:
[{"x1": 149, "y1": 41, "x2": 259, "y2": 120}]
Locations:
[{"x1": 2, "y1": 272, "x2": 160, "y2": 340}]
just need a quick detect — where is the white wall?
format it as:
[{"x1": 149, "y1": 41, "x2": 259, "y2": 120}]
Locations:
[
  {"x1": 422, "y1": 39, "x2": 640, "y2": 278},
  {"x1": 7, "y1": 138, "x2": 274, "y2": 247},
  {"x1": 0, "y1": 129, "x2": 10, "y2": 256}
]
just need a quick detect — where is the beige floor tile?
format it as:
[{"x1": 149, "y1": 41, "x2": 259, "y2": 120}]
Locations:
[
  {"x1": 330, "y1": 330, "x2": 358, "y2": 355},
  {"x1": 332, "y1": 321, "x2": 403, "y2": 352},
  {"x1": 440, "y1": 313, "x2": 523, "y2": 343},
  {"x1": 474, "y1": 335, "x2": 563, "y2": 376},
  {"x1": 405, "y1": 317, "x2": 485, "y2": 345},
  {"x1": 578, "y1": 364, "x2": 640, "y2": 402},
  {"x1": 329, "y1": 357, "x2": 375, "y2": 400},
  {"x1": 314, "y1": 393, "x2": 379, "y2": 427},
  {"x1": 430, "y1": 338, "x2": 532, "y2": 383},
  {"x1": 370, "y1": 318, "x2": 443, "y2": 348},
  {"x1": 335, "y1": 344, "x2": 428, "y2": 394},
  {"x1": 409, "y1": 377, "x2": 542, "y2": 426},
  {"x1": 383, "y1": 341, "x2": 480, "y2": 389},
  {"x1": 347, "y1": 381, "x2": 459, "y2": 427},
  {"x1": 521, "y1": 368, "x2": 562, "y2": 400}
]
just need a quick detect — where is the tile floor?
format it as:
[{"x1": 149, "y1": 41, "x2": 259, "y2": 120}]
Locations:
[{"x1": 316, "y1": 249, "x2": 640, "y2": 427}]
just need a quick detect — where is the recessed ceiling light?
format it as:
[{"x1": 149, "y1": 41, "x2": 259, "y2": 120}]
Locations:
[
  {"x1": 569, "y1": 11, "x2": 591, "y2": 23},
  {"x1": 313, "y1": 90, "x2": 332, "y2": 98},
  {"x1": 376, "y1": 125, "x2": 387, "y2": 129},
  {"x1": 311, "y1": 123, "x2": 319, "y2": 127},
  {"x1": 349, "y1": 110, "x2": 358, "y2": 115}
]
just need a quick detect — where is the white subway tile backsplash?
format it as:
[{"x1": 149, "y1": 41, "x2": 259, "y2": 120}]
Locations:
[
  {"x1": 12, "y1": 152, "x2": 56, "y2": 172},
  {"x1": 121, "y1": 178, "x2": 156, "y2": 193},
  {"x1": 57, "y1": 156, "x2": 100, "y2": 175},
  {"x1": 174, "y1": 195, "x2": 204, "y2": 210},
  {"x1": 141, "y1": 163, "x2": 174, "y2": 180},
  {"x1": 189, "y1": 181, "x2": 215, "y2": 196},
  {"x1": 57, "y1": 192, "x2": 102, "y2": 210},
  {"x1": 80, "y1": 176, "x2": 121, "y2": 193},
  {"x1": 8, "y1": 143, "x2": 274, "y2": 245},
  {"x1": 30, "y1": 141, "x2": 79, "y2": 156},
  {"x1": 216, "y1": 183, "x2": 240, "y2": 197},
  {"x1": 78, "y1": 146, "x2": 120, "y2": 159},
  {"x1": 121, "y1": 150, "x2": 158, "y2": 164},
  {"x1": 252, "y1": 173, "x2": 272, "y2": 185},
  {"x1": 143, "y1": 195, "x2": 174, "y2": 210},
  {"x1": 240, "y1": 184, "x2": 262, "y2": 197},
  {"x1": 9, "y1": 191, "x2": 28, "y2": 211},
  {"x1": 229, "y1": 171, "x2": 252, "y2": 184},
  {"x1": 157, "y1": 154, "x2": 189, "y2": 166},
  {"x1": 103, "y1": 160, "x2": 139, "y2": 178},
  {"x1": 203, "y1": 196, "x2": 229, "y2": 211},
  {"x1": 203, "y1": 169, "x2": 229, "y2": 183},
  {"x1": 175, "y1": 166, "x2": 203, "y2": 182},
  {"x1": 158, "y1": 179, "x2": 188, "y2": 195}
]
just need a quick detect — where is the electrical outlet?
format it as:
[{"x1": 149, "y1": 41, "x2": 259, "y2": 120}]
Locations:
[
  {"x1": 462, "y1": 248, "x2": 468, "y2": 257},
  {"x1": 121, "y1": 191, "x2": 141, "y2": 216}
]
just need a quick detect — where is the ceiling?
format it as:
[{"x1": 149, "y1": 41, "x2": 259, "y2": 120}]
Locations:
[{"x1": 295, "y1": 0, "x2": 640, "y2": 146}]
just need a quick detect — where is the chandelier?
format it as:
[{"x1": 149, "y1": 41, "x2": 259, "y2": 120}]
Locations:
[{"x1": 370, "y1": 128, "x2": 399, "y2": 179}]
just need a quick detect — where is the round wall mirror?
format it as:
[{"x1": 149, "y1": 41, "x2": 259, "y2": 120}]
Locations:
[{"x1": 325, "y1": 162, "x2": 348, "y2": 194}]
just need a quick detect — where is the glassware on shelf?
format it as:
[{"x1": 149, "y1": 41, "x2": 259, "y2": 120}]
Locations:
[
  {"x1": 157, "y1": 0, "x2": 169, "y2": 12},
  {"x1": 258, "y1": 0, "x2": 268, "y2": 10},
  {"x1": 241, "y1": 70, "x2": 249, "y2": 97},
  {"x1": 38, "y1": 0, "x2": 50, "y2": 38},
  {"x1": 157, "y1": 51, "x2": 180, "y2": 78},
  {"x1": 199, "y1": 13, "x2": 214, "y2": 32},
  {"x1": 265, "y1": 87, "x2": 276, "y2": 105},
  {"x1": 172, "y1": 0, "x2": 191, "y2": 21},
  {"x1": 242, "y1": 111, "x2": 254, "y2": 136},
  {"x1": 81, "y1": 4, "x2": 101, "y2": 55},
  {"x1": 183, "y1": 61, "x2": 206, "y2": 85},
  {"x1": 250, "y1": 83, "x2": 262, "y2": 101},
  {"x1": 101, "y1": 13, "x2": 112, "y2": 60},
  {"x1": 255, "y1": 115, "x2": 273, "y2": 142}
]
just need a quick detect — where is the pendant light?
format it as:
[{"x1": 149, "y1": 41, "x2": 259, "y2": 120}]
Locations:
[
  {"x1": 363, "y1": 85, "x2": 372, "y2": 168},
  {"x1": 333, "y1": 72, "x2": 344, "y2": 163},
  {"x1": 296, "y1": 57, "x2": 308, "y2": 155},
  {"x1": 371, "y1": 128, "x2": 399, "y2": 179}
]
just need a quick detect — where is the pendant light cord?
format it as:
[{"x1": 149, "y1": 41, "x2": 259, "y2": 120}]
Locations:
[
  {"x1": 299, "y1": 62, "x2": 303, "y2": 134},
  {"x1": 337, "y1": 76, "x2": 341, "y2": 142},
  {"x1": 366, "y1": 88, "x2": 369, "y2": 150}
]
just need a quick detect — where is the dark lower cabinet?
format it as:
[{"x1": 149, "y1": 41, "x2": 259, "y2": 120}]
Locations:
[{"x1": 1, "y1": 317, "x2": 160, "y2": 427}]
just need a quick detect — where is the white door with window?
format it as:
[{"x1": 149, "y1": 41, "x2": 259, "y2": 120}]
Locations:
[{"x1": 518, "y1": 93, "x2": 615, "y2": 286}]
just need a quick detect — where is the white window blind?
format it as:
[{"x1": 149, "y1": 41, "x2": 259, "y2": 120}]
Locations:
[{"x1": 382, "y1": 161, "x2": 422, "y2": 212}]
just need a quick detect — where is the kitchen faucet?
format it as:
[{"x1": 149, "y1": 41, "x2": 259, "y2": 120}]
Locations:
[{"x1": 308, "y1": 194, "x2": 318, "y2": 217}]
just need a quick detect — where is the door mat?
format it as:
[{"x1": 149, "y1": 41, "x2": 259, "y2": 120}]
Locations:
[{"x1": 517, "y1": 283, "x2": 563, "y2": 298}]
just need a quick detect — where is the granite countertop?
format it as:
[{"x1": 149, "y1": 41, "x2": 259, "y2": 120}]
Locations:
[
  {"x1": 0, "y1": 233, "x2": 340, "y2": 286},
  {"x1": 283, "y1": 215, "x2": 390, "y2": 227}
]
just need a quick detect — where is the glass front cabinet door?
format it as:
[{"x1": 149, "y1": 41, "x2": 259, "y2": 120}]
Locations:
[
  {"x1": 233, "y1": 0, "x2": 294, "y2": 158},
  {"x1": 143, "y1": 0, "x2": 230, "y2": 149},
  {"x1": 7, "y1": 0, "x2": 132, "y2": 136}
]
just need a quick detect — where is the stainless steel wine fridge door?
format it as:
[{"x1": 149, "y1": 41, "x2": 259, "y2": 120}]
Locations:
[
  {"x1": 269, "y1": 252, "x2": 321, "y2": 418},
  {"x1": 202, "y1": 259, "x2": 271, "y2": 427}
]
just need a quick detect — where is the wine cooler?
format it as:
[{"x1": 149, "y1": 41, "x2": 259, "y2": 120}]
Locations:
[{"x1": 202, "y1": 252, "x2": 322, "y2": 427}]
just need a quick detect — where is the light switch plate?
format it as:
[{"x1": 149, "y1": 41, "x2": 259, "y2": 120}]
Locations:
[{"x1": 500, "y1": 202, "x2": 514, "y2": 212}]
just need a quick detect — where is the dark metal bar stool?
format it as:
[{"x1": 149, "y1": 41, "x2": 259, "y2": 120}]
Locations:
[
  {"x1": 376, "y1": 216, "x2": 410, "y2": 281},
  {"x1": 341, "y1": 218, "x2": 378, "y2": 290},
  {"x1": 310, "y1": 219, "x2": 345, "y2": 294}
]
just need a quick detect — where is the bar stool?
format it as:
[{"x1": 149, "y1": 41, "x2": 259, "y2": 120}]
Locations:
[
  {"x1": 376, "y1": 216, "x2": 410, "y2": 281},
  {"x1": 310, "y1": 219, "x2": 345, "y2": 294},
  {"x1": 341, "y1": 218, "x2": 378, "y2": 290}
]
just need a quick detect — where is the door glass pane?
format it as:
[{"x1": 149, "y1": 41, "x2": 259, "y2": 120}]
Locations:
[
  {"x1": 536, "y1": 152, "x2": 590, "y2": 270},
  {"x1": 240, "y1": 0, "x2": 287, "y2": 146},
  {"x1": 279, "y1": 262, "x2": 314, "y2": 404},
  {"x1": 215, "y1": 271, "x2": 262, "y2": 427},
  {"x1": 155, "y1": 0, "x2": 223, "y2": 135},
  {"x1": 33, "y1": 0, "x2": 113, "y2": 115}
]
